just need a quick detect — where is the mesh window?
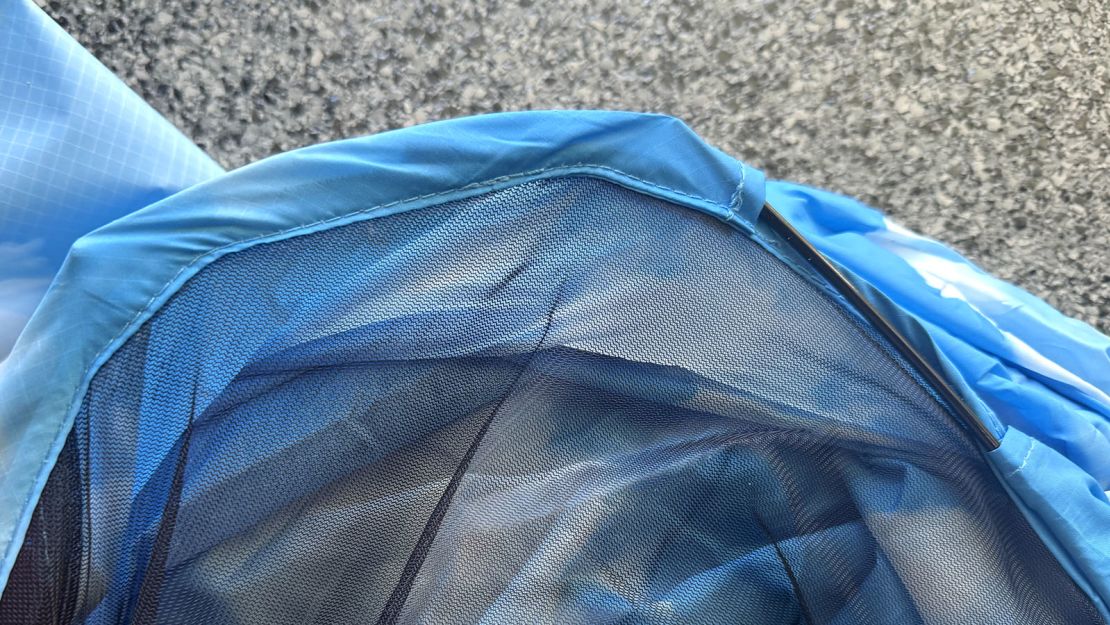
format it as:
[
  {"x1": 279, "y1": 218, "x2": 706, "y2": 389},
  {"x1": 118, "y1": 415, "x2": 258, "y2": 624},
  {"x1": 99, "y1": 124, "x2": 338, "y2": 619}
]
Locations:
[{"x1": 1, "y1": 177, "x2": 1101, "y2": 624}]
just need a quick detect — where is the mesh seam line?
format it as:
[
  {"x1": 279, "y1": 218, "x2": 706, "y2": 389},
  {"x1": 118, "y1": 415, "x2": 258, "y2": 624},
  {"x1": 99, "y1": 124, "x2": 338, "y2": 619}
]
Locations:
[
  {"x1": 753, "y1": 511, "x2": 816, "y2": 625},
  {"x1": 374, "y1": 281, "x2": 563, "y2": 624}
]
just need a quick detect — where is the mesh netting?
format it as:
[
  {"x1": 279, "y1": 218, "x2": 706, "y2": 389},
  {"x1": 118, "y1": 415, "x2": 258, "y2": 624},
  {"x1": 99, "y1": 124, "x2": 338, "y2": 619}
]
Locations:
[{"x1": 1, "y1": 177, "x2": 1101, "y2": 624}]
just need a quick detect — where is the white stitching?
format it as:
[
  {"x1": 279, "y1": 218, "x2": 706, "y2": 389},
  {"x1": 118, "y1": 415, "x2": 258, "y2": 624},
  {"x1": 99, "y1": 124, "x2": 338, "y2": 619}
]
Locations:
[
  {"x1": 1009, "y1": 439, "x2": 1037, "y2": 477},
  {"x1": 728, "y1": 162, "x2": 747, "y2": 217}
]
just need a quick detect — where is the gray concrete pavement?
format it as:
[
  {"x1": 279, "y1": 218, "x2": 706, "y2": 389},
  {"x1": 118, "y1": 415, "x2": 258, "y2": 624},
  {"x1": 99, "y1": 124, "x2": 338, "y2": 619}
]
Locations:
[{"x1": 39, "y1": 0, "x2": 1110, "y2": 332}]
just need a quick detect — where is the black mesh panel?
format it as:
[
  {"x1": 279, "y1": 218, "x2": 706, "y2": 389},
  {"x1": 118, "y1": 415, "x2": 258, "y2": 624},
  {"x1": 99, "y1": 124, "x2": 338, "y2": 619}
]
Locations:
[{"x1": 0, "y1": 177, "x2": 1101, "y2": 624}]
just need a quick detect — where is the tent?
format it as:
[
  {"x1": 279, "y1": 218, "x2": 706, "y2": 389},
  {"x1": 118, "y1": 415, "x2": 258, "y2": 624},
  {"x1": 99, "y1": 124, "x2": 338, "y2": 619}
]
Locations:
[{"x1": 2, "y1": 2, "x2": 1109, "y2": 623}]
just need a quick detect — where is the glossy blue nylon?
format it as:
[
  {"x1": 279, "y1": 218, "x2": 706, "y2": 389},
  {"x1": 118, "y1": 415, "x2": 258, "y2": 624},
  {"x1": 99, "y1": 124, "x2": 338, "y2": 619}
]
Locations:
[
  {"x1": 766, "y1": 182, "x2": 1110, "y2": 612},
  {"x1": 0, "y1": 26, "x2": 1107, "y2": 613},
  {"x1": 21, "y1": 176, "x2": 1102, "y2": 623},
  {"x1": 0, "y1": 110, "x2": 764, "y2": 600}
]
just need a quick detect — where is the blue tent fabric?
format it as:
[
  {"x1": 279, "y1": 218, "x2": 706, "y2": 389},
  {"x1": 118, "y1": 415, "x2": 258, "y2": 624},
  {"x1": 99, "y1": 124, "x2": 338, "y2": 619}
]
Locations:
[
  {"x1": 0, "y1": 0, "x2": 224, "y2": 361},
  {"x1": 765, "y1": 182, "x2": 1110, "y2": 616},
  {"x1": 0, "y1": 110, "x2": 767, "y2": 597},
  {"x1": 1, "y1": 7, "x2": 1109, "y2": 618},
  {"x1": 766, "y1": 183, "x2": 1110, "y2": 479},
  {"x1": 0, "y1": 110, "x2": 1108, "y2": 622},
  {"x1": 993, "y1": 427, "x2": 1110, "y2": 616}
]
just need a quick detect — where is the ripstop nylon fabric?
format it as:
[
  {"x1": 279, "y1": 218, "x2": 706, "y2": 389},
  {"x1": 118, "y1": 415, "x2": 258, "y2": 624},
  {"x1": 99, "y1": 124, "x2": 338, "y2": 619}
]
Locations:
[
  {"x1": 0, "y1": 0, "x2": 223, "y2": 361},
  {"x1": 0, "y1": 177, "x2": 1099, "y2": 624}
]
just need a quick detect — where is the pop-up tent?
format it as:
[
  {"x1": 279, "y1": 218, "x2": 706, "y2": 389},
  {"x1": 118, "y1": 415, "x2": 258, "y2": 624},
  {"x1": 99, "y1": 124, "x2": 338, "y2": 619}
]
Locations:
[{"x1": 2, "y1": 3, "x2": 1109, "y2": 624}]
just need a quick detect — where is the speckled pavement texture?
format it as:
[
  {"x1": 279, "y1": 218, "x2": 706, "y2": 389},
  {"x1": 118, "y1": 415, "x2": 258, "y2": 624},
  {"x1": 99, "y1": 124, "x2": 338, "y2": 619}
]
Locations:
[{"x1": 39, "y1": 0, "x2": 1110, "y2": 332}]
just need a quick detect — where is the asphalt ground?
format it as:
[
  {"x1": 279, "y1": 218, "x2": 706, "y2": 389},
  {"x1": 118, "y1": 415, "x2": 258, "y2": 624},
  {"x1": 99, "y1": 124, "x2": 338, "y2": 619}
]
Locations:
[{"x1": 40, "y1": 0, "x2": 1110, "y2": 332}]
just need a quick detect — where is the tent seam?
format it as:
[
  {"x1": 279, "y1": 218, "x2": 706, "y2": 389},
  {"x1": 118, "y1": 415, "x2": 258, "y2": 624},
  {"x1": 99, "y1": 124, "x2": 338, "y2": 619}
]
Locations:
[{"x1": 6, "y1": 163, "x2": 739, "y2": 582}]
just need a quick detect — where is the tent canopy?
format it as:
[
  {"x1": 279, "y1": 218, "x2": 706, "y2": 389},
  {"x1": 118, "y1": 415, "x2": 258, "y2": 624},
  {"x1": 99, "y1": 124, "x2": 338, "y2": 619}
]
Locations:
[
  {"x1": 1, "y1": 110, "x2": 1108, "y2": 624},
  {"x1": 2, "y1": 3, "x2": 1110, "y2": 622}
]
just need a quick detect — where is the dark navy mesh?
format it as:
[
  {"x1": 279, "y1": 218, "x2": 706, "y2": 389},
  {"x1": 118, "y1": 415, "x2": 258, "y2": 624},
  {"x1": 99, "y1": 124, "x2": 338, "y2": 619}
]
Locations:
[{"x1": 1, "y1": 177, "x2": 1101, "y2": 624}]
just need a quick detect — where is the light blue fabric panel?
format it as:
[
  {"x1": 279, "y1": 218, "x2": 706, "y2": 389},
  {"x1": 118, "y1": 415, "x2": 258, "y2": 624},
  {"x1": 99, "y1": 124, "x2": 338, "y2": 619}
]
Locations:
[
  {"x1": 0, "y1": 0, "x2": 224, "y2": 360},
  {"x1": 992, "y1": 427, "x2": 1110, "y2": 617},
  {"x1": 764, "y1": 182, "x2": 1110, "y2": 483},
  {"x1": 0, "y1": 110, "x2": 759, "y2": 593},
  {"x1": 766, "y1": 180, "x2": 1110, "y2": 616}
]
